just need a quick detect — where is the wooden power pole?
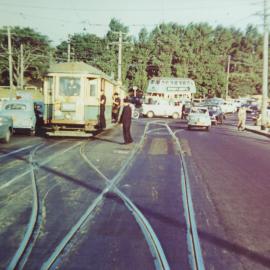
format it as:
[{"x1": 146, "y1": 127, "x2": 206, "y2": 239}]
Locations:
[
  {"x1": 20, "y1": 44, "x2": 24, "y2": 90},
  {"x1": 7, "y1": 26, "x2": 13, "y2": 97},
  {"x1": 261, "y1": 0, "x2": 269, "y2": 130}
]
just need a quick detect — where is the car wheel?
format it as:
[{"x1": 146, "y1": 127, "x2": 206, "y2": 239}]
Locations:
[
  {"x1": 172, "y1": 112, "x2": 179, "y2": 119},
  {"x1": 3, "y1": 129, "x2": 11, "y2": 143},
  {"x1": 133, "y1": 111, "x2": 140, "y2": 119},
  {"x1": 30, "y1": 129, "x2": 36, "y2": 136},
  {"x1": 147, "y1": 111, "x2": 154, "y2": 118},
  {"x1": 1, "y1": 129, "x2": 11, "y2": 143}
]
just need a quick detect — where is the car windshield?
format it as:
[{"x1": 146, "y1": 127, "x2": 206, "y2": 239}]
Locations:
[
  {"x1": 5, "y1": 103, "x2": 27, "y2": 110},
  {"x1": 191, "y1": 108, "x2": 207, "y2": 114}
]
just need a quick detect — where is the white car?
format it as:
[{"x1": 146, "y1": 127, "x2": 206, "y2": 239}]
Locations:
[
  {"x1": 0, "y1": 99, "x2": 36, "y2": 135},
  {"x1": 142, "y1": 99, "x2": 181, "y2": 119},
  {"x1": 219, "y1": 101, "x2": 237, "y2": 114},
  {"x1": 187, "y1": 106, "x2": 211, "y2": 131}
]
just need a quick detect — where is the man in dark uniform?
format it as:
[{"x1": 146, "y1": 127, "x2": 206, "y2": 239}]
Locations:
[
  {"x1": 119, "y1": 97, "x2": 133, "y2": 144},
  {"x1": 112, "y1": 92, "x2": 121, "y2": 123},
  {"x1": 99, "y1": 89, "x2": 106, "y2": 129}
]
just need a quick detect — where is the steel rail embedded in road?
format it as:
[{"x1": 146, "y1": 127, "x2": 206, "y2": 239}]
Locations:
[
  {"x1": 80, "y1": 137, "x2": 170, "y2": 270},
  {"x1": 0, "y1": 144, "x2": 37, "y2": 161},
  {"x1": 163, "y1": 122, "x2": 205, "y2": 270},
  {"x1": 0, "y1": 141, "x2": 82, "y2": 192},
  {"x1": 7, "y1": 144, "x2": 44, "y2": 270},
  {"x1": 5, "y1": 141, "x2": 82, "y2": 270},
  {"x1": 40, "y1": 122, "x2": 170, "y2": 270}
]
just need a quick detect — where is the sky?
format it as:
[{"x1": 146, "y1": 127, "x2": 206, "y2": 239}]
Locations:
[{"x1": 0, "y1": 0, "x2": 265, "y2": 45}]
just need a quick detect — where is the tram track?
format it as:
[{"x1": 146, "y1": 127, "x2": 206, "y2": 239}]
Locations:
[
  {"x1": 0, "y1": 141, "x2": 82, "y2": 192},
  {"x1": 4, "y1": 119, "x2": 205, "y2": 270},
  {"x1": 164, "y1": 122, "x2": 205, "y2": 270},
  {"x1": 4, "y1": 141, "x2": 83, "y2": 270},
  {"x1": 79, "y1": 142, "x2": 170, "y2": 270},
  {"x1": 36, "y1": 122, "x2": 171, "y2": 270},
  {"x1": 7, "y1": 144, "x2": 44, "y2": 270}
]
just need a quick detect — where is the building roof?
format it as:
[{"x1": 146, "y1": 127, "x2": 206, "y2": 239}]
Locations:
[{"x1": 48, "y1": 62, "x2": 111, "y2": 79}]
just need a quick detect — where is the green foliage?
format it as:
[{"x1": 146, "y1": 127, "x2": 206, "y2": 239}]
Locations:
[
  {"x1": 0, "y1": 20, "x2": 266, "y2": 98},
  {"x1": 0, "y1": 26, "x2": 51, "y2": 86}
]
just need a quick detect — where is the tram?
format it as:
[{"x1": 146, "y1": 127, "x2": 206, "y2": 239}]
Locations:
[{"x1": 43, "y1": 62, "x2": 126, "y2": 137}]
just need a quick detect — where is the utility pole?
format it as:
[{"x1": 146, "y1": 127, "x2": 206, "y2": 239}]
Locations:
[
  {"x1": 117, "y1": 31, "x2": 122, "y2": 83},
  {"x1": 67, "y1": 35, "x2": 71, "y2": 62},
  {"x1": 109, "y1": 31, "x2": 130, "y2": 85},
  {"x1": 261, "y1": 0, "x2": 269, "y2": 130},
  {"x1": 7, "y1": 26, "x2": 13, "y2": 97},
  {"x1": 20, "y1": 44, "x2": 24, "y2": 90},
  {"x1": 225, "y1": 55, "x2": 231, "y2": 101}
]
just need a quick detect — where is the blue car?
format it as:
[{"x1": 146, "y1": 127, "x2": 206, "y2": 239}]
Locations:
[
  {"x1": 0, "y1": 99, "x2": 36, "y2": 135},
  {"x1": 0, "y1": 115, "x2": 13, "y2": 143}
]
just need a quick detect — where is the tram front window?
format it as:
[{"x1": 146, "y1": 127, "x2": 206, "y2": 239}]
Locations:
[{"x1": 59, "y1": 77, "x2": 81, "y2": 96}]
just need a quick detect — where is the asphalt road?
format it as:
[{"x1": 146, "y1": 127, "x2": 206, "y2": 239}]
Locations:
[
  {"x1": 170, "y1": 115, "x2": 270, "y2": 270},
  {"x1": 0, "y1": 115, "x2": 269, "y2": 270}
]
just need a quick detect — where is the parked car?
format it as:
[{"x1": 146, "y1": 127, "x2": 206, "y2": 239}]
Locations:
[
  {"x1": 0, "y1": 99, "x2": 36, "y2": 135},
  {"x1": 142, "y1": 99, "x2": 182, "y2": 119},
  {"x1": 187, "y1": 106, "x2": 211, "y2": 131},
  {"x1": 0, "y1": 115, "x2": 13, "y2": 143},
  {"x1": 254, "y1": 108, "x2": 270, "y2": 127}
]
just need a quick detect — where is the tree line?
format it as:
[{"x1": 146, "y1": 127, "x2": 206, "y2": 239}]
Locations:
[{"x1": 0, "y1": 18, "x2": 265, "y2": 98}]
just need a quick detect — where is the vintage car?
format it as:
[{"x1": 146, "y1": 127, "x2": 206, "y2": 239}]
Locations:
[
  {"x1": 0, "y1": 99, "x2": 36, "y2": 135},
  {"x1": 254, "y1": 108, "x2": 270, "y2": 127},
  {"x1": 142, "y1": 99, "x2": 181, "y2": 119},
  {"x1": 207, "y1": 105, "x2": 224, "y2": 125},
  {"x1": 0, "y1": 115, "x2": 13, "y2": 143},
  {"x1": 187, "y1": 106, "x2": 211, "y2": 131}
]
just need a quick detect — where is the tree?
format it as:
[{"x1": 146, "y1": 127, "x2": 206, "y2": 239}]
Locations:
[{"x1": 0, "y1": 26, "x2": 51, "y2": 87}]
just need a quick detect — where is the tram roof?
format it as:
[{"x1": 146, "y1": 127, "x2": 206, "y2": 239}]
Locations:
[{"x1": 48, "y1": 62, "x2": 113, "y2": 80}]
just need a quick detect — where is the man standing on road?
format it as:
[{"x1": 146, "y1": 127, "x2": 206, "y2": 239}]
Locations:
[
  {"x1": 181, "y1": 103, "x2": 186, "y2": 119},
  {"x1": 119, "y1": 97, "x2": 133, "y2": 144},
  {"x1": 237, "y1": 105, "x2": 247, "y2": 131},
  {"x1": 112, "y1": 92, "x2": 121, "y2": 123},
  {"x1": 99, "y1": 89, "x2": 106, "y2": 129}
]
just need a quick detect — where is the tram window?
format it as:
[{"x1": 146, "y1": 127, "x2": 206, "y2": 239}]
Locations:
[
  {"x1": 89, "y1": 84, "x2": 97, "y2": 97},
  {"x1": 59, "y1": 77, "x2": 80, "y2": 96}
]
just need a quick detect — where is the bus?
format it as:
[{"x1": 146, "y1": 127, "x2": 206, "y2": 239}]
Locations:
[{"x1": 146, "y1": 77, "x2": 196, "y2": 101}]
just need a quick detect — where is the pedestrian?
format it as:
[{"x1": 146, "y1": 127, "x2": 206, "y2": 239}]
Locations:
[
  {"x1": 112, "y1": 92, "x2": 121, "y2": 123},
  {"x1": 181, "y1": 103, "x2": 186, "y2": 119},
  {"x1": 237, "y1": 105, "x2": 246, "y2": 131},
  {"x1": 99, "y1": 89, "x2": 106, "y2": 129},
  {"x1": 119, "y1": 97, "x2": 133, "y2": 144},
  {"x1": 34, "y1": 103, "x2": 44, "y2": 135}
]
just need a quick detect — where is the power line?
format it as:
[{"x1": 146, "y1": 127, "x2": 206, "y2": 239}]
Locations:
[{"x1": 0, "y1": 2, "x2": 256, "y2": 12}]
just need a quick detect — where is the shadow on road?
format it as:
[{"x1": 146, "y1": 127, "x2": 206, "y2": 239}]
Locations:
[{"x1": 37, "y1": 163, "x2": 270, "y2": 269}]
